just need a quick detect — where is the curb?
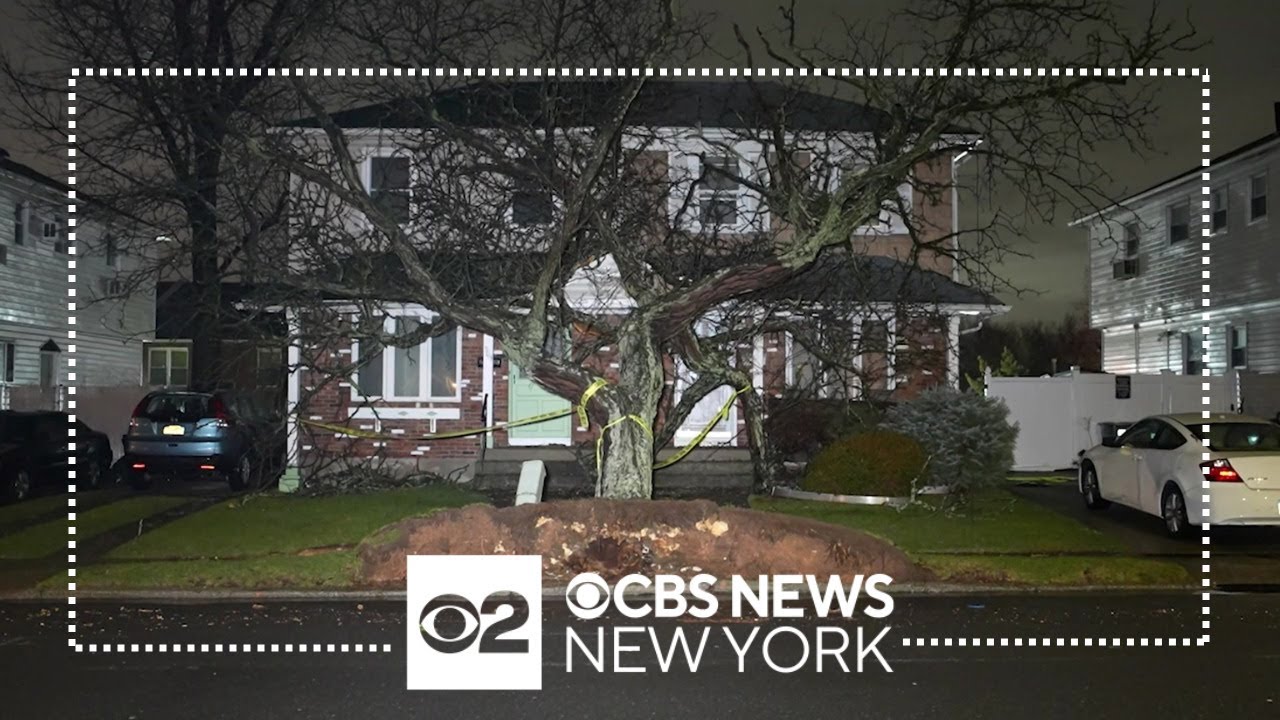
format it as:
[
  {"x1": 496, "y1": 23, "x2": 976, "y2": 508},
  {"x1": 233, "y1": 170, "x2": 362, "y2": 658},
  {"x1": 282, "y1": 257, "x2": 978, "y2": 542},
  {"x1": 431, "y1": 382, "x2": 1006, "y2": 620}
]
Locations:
[{"x1": 0, "y1": 582, "x2": 1204, "y2": 604}]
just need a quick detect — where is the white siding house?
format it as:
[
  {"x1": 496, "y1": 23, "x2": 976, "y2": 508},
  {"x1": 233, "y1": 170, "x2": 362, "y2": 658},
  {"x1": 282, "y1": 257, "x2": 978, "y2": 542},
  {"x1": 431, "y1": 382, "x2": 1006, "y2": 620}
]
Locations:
[
  {"x1": 1075, "y1": 111, "x2": 1277, "y2": 378},
  {"x1": 0, "y1": 149, "x2": 154, "y2": 402}
]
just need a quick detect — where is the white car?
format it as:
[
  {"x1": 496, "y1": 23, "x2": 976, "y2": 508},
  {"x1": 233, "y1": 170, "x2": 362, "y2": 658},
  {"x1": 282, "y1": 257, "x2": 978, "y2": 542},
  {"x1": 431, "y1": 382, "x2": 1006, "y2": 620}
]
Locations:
[{"x1": 1079, "y1": 413, "x2": 1280, "y2": 537}]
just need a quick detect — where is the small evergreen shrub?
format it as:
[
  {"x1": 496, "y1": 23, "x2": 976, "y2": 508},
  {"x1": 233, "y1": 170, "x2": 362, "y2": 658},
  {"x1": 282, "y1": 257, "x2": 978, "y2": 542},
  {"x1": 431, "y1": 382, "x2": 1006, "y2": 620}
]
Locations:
[
  {"x1": 802, "y1": 430, "x2": 927, "y2": 497},
  {"x1": 881, "y1": 387, "x2": 1019, "y2": 502}
]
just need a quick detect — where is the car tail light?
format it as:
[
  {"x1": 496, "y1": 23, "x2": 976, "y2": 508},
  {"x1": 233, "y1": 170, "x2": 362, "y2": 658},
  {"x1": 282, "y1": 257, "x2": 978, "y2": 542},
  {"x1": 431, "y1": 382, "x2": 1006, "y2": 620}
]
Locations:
[
  {"x1": 131, "y1": 462, "x2": 146, "y2": 470},
  {"x1": 129, "y1": 399, "x2": 149, "y2": 431},
  {"x1": 1201, "y1": 459, "x2": 1242, "y2": 483},
  {"x1": 199, "y1": 464, "x2": 216, "y2": 471},
  {"x1": 209, "y1": 396, "x2": 233, "y2": 428}
]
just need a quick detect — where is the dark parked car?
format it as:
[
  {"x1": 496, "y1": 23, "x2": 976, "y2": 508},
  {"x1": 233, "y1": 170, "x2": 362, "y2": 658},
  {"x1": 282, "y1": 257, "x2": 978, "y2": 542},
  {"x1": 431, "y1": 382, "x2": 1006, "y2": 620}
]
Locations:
[
  {"x1": 119, "y1": 390, "x2": 285, "y2": 491},
  {"x1": 0, "y1": 411, "x2": 113, "y2": 502}
]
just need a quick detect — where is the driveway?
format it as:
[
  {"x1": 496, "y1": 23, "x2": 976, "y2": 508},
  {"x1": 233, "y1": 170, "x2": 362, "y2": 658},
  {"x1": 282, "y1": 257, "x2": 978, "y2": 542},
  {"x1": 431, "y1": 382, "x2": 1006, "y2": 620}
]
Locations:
[
  {"x1": 1010, "y1": 481, "x2": 1280, "y2": 587},
  {"x1": 0, "y1": 481, "x2": 233, "y2": 591}
]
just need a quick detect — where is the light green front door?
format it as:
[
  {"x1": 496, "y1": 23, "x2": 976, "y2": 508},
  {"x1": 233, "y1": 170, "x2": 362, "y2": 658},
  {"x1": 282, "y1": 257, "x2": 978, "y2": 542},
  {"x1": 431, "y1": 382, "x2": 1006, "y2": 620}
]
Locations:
[{"x1": 507, "y1": 362, "x2": 572, "y2": 444}]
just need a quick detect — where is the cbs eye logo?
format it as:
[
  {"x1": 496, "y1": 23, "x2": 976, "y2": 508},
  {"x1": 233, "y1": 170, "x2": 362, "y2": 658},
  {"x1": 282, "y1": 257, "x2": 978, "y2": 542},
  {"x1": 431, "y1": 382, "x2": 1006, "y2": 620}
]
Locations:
[
  {"x1": 418, "y1": 592, "x2": 530, "y2": 654},
  {"x1": 405, "y1": 555, "x2": 543, "y2": 691}
]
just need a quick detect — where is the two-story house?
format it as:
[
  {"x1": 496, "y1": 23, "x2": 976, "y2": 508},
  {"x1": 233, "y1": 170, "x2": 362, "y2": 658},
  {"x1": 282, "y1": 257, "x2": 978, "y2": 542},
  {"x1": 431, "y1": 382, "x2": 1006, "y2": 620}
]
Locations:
[
  {"x1": 1075, "y1": 104, "x2": 1277, "y2": 378},
  {"x1": 0, "y1": 148, "x2": 154, "y2": 409},
  {"x1": 281, "y1": 81, "x2": 1007, "y2": 480}
]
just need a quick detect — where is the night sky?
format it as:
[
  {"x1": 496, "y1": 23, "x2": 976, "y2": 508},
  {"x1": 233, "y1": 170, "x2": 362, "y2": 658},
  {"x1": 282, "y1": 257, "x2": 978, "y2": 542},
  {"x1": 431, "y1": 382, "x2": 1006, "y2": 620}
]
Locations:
[{"x1": 1, "y1": 0, "x2": 1276, "y2": 322}]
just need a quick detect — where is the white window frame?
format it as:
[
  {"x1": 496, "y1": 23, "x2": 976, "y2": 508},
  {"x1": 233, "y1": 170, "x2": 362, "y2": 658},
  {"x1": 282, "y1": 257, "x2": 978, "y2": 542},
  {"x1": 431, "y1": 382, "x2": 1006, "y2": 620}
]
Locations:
[
  {"x1": 671, "y1": 315, "x2": 740, "y2": 445},
  {"x1": 145, "y1": 344, "x2": 191, "y2": 387},
  {"x1": 1249, "y1": 172, "x2": 1267, "y2": 223},
  {"x1": 351, "y1": 308, "x2": 463, "y2": 403},
  {"x1": 1167, "y1": 199, "x2": 1191, "y2": 243},
  {"x1": 782, "y1": 311, "x2": 898, "y2": 399},
  {"x1": 669, "y1": 139, "x2": 766, "y2": 235},
  {"x1": 1229, "y1": 324, "x2": 1248, "y2": 369},
  {"x1": 831, "y1": 160, "x2": 913, "y2": 236},
  {"x1": 1, "y1": 339, "x2": 15, "y2": 384},
  {"x1": 38, "y1": 350, "x2": 57, "y2": 389},
  {"x1": 1209, "y1": 185, "x2": 1228, "y2": 234},
  {"x1": 12, "y1": 202, "x2": 27, "y2": 245},
  {"x1": 506, "y1": 155, "x2": 558, "y2": 229},
  {"x1": 361, "y1": 151, "x2": 414, "y2": 228},
  {"x1": 1182, "y1": 332, "x2": 1202, "y2": 376},
  {"x1": 1112, "y1": 221, "x2": 1140, "y2": 280}
]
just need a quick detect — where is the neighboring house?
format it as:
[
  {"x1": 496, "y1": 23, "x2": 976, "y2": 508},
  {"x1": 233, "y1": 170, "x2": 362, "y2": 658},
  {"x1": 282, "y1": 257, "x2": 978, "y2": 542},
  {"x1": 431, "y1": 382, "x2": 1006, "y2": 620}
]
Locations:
[
  {"x1": 147, "y1": 280, "x2": 286, "y2": 403},
  {"x1": 282, "y1": 81, "x2": 1007, "y2": 478},
  {"x1": 1074, "y1": 104, "x2": 1277, "y2": 376},
  {"x1": 0, "y1": 148, "x2": 154, "y2": 408}
]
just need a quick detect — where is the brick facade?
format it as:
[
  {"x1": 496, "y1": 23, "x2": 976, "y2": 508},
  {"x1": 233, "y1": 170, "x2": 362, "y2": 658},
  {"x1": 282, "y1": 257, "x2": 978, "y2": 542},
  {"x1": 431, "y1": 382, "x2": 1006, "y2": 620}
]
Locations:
[{"x1": 293, "y1": 154, "x2": 965, "y2": 473}]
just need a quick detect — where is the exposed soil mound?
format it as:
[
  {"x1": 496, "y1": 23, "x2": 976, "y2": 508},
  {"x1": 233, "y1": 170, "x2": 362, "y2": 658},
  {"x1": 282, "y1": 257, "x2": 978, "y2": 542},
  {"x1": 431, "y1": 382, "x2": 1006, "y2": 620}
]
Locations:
[{"x1": 356, "y1": 499, "x2": 930, "y2": 586}]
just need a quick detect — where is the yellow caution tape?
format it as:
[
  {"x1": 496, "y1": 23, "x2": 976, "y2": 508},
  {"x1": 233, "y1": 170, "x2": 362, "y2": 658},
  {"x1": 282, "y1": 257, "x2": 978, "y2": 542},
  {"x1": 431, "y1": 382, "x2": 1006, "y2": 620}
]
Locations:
[
  {"x1": 653, "y1": 385, "x2": 752, "y2": 470},
  {"x1": 297, "y1": 377, "x2": 752, "y2": 479}
]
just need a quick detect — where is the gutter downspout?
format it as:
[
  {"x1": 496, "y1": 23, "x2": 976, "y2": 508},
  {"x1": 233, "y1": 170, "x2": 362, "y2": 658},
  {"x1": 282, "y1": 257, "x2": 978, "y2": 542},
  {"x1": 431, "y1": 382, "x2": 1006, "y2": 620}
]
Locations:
[{"x1": 950, "y1": 142, "x2": 981, "y2": 284}]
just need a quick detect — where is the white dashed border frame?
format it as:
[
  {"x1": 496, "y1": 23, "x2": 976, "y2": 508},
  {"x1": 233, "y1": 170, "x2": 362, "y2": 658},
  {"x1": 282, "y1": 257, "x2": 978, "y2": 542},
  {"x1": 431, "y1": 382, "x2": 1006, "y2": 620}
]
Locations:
[{"x1": 65, "y1": 66, "x2": 1210, "y2": 653}]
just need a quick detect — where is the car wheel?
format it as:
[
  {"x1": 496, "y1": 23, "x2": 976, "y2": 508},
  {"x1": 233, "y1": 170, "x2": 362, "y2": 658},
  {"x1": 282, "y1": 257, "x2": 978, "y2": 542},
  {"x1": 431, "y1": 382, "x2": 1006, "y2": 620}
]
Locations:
[
  {"x1": 1161, "y1": 484, "x2": 1193, "y2": 539},
  {"x1": 126, "y1": 469, "x2": 152, "y2": 491},
  {"x1": 1081, "y1": 464, "x2": 1111, "y2": 510},
  {"x1": 6, "y1": 470, "x2": 33, "y2": 502},
  {"x1": 228, "y1": 455, "x2": 252, "y2": 491}
]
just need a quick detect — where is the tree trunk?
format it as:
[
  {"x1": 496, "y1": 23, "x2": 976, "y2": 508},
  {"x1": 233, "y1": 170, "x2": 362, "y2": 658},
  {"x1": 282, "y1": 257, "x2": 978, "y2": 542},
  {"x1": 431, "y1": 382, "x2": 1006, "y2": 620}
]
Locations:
[
  {"x1": 740, "y1": 389, "x2": 781, "y2": 491},
  {"x1": 598, "y1": 409, "x2": 656, "y2": 498},
  {"x1": 187, "y1": 135, "x2": 224, "y2": 392},
  {"x1": 596, "y1": 327, "x2": 664, "y2": 499}
]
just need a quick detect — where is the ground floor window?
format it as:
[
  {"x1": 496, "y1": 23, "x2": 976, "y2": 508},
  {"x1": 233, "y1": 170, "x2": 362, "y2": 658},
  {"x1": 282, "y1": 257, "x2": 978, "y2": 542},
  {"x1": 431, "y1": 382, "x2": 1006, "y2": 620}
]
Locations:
[
  {"x1": 1182, "y1": 332, "x2": 1202, "y2": 376},
  {"x1": 352, "y1": 312, "x2": 461, "y2": 401},
  {"x1": 1230, "y1": 324, "x2": 1248, "y2": 369},
  {"x1": 1, "y1": 340, "x2": 15, "y2": 383},
  {"x1": 146, "y1": 345, "x2": 190, "y2": 387}
]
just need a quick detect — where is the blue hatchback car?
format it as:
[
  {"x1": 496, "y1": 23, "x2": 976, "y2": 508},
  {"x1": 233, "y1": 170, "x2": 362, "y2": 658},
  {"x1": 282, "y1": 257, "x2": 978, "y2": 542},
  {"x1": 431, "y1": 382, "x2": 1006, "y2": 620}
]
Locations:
[{"x1": 120, "y1": 390, "x2": 284, "y2": 491}]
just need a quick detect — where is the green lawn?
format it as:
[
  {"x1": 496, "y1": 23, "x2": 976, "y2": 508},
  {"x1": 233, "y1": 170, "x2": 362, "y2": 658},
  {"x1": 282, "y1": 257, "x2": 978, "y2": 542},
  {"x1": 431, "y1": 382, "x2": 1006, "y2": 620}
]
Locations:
[
  {"x1": 752, "y1": 489, "x2": 1122, "y2": 554},
  {"x1": 59, "y1": 551, "x2": 358, "y2": 591},
  {"x1": 751, "y1": 489, "x2": 1191, "y2": 587},
  {"x1": 0, "y1": 496, "x2": 189, "y2": 560},
  {"x1": 108, "y1": 485, "x2": 485, "y2": 561},
  {"x1": 0, "y1": 494, "x2": 73, "y2": 529}
]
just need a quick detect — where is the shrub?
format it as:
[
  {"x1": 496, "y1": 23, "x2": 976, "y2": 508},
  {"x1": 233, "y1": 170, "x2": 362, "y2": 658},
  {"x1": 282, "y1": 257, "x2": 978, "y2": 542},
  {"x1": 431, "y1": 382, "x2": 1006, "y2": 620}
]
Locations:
[
  {"x1": 802, "y1": 430, "x2": 927, "y2": 497},
  {"x1": 881, "y1": 387, "x2": 1019, "y2": 502}
]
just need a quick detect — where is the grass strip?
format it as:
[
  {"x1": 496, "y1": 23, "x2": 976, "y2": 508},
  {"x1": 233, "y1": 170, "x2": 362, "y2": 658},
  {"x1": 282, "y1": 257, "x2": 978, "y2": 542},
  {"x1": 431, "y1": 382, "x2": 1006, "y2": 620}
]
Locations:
[
  {"x1": 0, "y1": 495, "x2": 189, "y2": 560},
  {"x1": 108, "y1": 485, "x2": 485, "y2": 560}
]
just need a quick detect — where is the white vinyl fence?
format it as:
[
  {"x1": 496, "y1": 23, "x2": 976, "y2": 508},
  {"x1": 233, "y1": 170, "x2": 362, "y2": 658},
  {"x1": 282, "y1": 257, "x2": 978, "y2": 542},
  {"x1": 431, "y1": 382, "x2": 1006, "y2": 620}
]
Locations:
[
  {"x1": 1239, "y1": 371, "x2": 1280, "y2": 423},
  {"x1": 986, "y1": 368, "x2": 1241, "y2": 472}
]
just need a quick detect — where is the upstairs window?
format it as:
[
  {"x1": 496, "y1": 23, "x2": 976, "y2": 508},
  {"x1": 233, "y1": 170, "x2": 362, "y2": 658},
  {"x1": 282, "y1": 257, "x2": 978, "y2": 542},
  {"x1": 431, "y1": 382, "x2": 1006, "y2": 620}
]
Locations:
[
  {"x1": 367, "y1": 156, "x2": 411, "y2": 225},
  {"x1": 105, "y1": 235, "x2": 119, "y2": 267},
  {"x1": 511, "y1": 170, "x2": 553, "y2": 227},
  {"x1": 1251, "y1": 174, "x2": 1267, "y2": 221},
  {"x1": 697, "y1": 154, "x2": 744, "y2": 228},
  {"x1": 12, "y1": 202, "x2": 26, "y2": 245},
  {"x1": 1210, "y1": 187, "x2": 1227, "y2": 233},
  {"x1": 1167, "y1": 200, "x2": 1190, "y2": 243},
  {"x1": 1112, "y1": 221, "x2": 1140, "y2": 279}
]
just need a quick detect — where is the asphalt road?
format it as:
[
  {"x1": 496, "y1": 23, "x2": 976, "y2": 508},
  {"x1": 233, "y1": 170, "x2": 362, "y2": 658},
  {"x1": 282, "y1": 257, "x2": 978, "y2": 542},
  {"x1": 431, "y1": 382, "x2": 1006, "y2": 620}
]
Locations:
[{"x1": 1, "y1": 591, "x2": 1276, "y2": 719}]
